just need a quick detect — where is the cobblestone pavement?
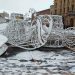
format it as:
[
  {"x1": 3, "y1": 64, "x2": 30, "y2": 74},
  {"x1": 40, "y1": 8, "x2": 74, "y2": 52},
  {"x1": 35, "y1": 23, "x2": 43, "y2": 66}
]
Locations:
[{"x1": 0, "y1": 48, "x2": 75, "y2": 75}]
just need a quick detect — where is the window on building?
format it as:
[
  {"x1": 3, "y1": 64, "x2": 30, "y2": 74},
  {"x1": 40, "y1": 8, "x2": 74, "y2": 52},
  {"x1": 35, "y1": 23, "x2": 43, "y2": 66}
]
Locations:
[
  {"x1": 64, "y1": 8, "x2": 65, "y2": 13},
  {"x1": 60, "y1": 9, "x2": 62, "y2": 14},
  {"x1": 64, "y1": 0, "x2": 65, "y2": 3},
  {"x1": 72, "y1": 0, "x2": 74, "y2": 3},
  {"x1": 67, "y1": 0, "x2": 69, "y2": 12},
  {"x1": 68, "y1": 0, "x2": 70, "y2": 5},
  {"x1": 55, "y1": 10, "x2": 57, "y2": 14},
  {"x1": 55, "y1": 3, "x2": 57, "y2": 8},
  {"x1": 72, "y1": 5, "x2": 74, "y2": 12},
  {"x1": 51, "y1": 12, "x2": 52, "y2": 15},
  {"x1": 60, "y1": 0, "x2": 62, "y2": 7},
  {"x1": 67, "y1": 7, "x2": 69, "y2": 12},
  {"x1": 70, "y1": 18, "x2": 74, "y2": 27}
]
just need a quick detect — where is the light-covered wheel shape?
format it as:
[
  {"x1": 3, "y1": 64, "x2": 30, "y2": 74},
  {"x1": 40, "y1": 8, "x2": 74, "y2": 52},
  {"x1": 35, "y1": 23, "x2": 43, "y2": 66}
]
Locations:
[{"x1": 64, "y1": 27, "x2": 75, "y2": 50}]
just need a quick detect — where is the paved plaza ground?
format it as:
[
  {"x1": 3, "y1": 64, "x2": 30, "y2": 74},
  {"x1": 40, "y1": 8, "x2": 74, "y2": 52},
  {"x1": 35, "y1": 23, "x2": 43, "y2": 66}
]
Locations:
[{"x1": 0, "y1": 48, "x2": 75, "y2": 75}]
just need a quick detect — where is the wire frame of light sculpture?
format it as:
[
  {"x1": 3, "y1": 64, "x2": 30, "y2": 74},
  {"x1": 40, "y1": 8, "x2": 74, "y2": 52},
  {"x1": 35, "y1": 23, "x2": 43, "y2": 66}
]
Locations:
[
  {"x1": 4, "y1": 15, "x2": 52, "y2": 50},
  {"x1": 64, "y1": 27, "x2": 75, "y2": 50},
  {"x1": 44, "y1": 15, "x2": 64, "y2": 48}
]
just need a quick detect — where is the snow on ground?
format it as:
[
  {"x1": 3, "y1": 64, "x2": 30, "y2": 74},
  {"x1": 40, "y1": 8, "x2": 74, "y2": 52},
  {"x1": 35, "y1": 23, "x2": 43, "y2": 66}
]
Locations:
[{"x1": 0, "y1": 48, "x2": 75, "y2": 75}]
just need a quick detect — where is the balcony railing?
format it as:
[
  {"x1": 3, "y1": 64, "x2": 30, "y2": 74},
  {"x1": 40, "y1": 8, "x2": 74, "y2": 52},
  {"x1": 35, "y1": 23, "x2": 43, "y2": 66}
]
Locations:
[{"x1": 68, "y1": 11, "x2": 75, "y2": 16}]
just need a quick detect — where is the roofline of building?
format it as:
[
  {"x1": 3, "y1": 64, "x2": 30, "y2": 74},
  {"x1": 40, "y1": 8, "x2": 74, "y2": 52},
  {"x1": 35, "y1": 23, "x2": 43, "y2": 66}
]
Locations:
[{"x1": 37, "y1": 8, "x2": 50, "y2": 13}]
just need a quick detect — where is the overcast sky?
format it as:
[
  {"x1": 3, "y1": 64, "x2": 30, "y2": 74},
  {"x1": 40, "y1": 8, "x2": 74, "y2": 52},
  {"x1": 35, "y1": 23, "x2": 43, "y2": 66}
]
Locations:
[{"x1": 0, "y1": 0, "x2": 53, "y2": 14}]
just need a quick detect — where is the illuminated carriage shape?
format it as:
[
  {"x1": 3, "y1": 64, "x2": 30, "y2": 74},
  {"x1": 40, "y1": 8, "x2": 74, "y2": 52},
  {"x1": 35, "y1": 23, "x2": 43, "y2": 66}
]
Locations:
[
  {"x1": 3, "y1": 15, "x2": 53, "y2": 50},
  {"x1": 0, "y1": 13, "x2": 75, "y2": 56}
]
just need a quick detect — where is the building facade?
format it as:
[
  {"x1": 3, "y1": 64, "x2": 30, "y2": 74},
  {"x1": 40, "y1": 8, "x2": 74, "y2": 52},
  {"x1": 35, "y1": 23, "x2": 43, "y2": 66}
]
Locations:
[
  {"x1": 36, "y1": 9, "x2": 50, "y2": 15},
  {"x1": 50, "y1": 0, "x2": 75, "y2": 28},
  {"x1": 32, "y1": 9, "x2": 50, "y2": 20}
]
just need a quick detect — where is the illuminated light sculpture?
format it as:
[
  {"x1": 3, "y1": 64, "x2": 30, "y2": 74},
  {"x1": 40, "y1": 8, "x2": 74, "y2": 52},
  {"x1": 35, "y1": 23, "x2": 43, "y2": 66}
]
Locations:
[
  {"x1": 3, "y1": 15, "x2": 52, "y2": 50},
  {"x1": 64, "y1": 27, "x2": 75, "y2": 50},
  {"x1": 44, "y1": 15, "x2": 64, "y2": 48},
  {"x1": 0, "y1": 9, "x2": 75, "y2": 56}
]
